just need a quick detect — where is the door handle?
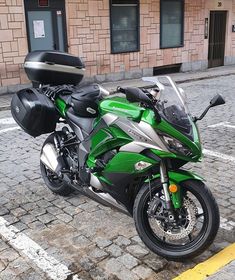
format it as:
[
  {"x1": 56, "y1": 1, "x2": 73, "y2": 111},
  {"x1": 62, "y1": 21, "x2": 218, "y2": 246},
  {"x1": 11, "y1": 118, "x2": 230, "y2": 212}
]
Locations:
[{"x1": 53, "y1": 43, "x2": 57, "y2": 50}]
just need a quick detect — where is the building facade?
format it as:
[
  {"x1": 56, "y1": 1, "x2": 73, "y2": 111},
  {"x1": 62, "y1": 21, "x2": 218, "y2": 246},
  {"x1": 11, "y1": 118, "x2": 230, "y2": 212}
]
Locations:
[{"x1": 0, "y1": 0, "x2": 235, "y2": 92}]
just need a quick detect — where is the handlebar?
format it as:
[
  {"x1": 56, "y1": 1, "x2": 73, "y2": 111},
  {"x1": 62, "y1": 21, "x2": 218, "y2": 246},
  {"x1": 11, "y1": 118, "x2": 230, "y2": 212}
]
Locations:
[{"x1": 116, "y1": 86, "x2": 161, "y2": 123}]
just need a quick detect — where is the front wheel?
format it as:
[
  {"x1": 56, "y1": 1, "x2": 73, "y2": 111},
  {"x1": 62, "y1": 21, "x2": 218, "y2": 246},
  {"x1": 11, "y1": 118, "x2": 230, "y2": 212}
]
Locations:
[{"x1": 133, "y1": 179, "x2": 220, "y2": 261}]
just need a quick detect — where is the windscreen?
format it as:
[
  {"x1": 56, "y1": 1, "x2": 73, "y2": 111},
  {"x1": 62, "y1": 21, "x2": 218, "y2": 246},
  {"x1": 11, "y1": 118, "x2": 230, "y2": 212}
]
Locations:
[{"x1": 143, "y1": 76, "x2": 192, "y2": 135}]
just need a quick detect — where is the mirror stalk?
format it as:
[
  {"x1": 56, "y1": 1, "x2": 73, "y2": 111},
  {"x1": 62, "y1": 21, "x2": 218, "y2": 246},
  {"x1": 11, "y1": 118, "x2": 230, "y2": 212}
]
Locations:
[{"x1": 193, "y1": 105, "x2": 211, "y2": 122}]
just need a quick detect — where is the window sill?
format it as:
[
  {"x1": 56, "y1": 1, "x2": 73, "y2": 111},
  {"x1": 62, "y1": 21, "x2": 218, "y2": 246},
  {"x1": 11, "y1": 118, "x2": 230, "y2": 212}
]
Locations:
[
  {"x1": 160, "y1": 44, "x2": 184, "y2": 49},
  {"x1": 111, "y1": 49, "x2": 140, "y2": 54}
]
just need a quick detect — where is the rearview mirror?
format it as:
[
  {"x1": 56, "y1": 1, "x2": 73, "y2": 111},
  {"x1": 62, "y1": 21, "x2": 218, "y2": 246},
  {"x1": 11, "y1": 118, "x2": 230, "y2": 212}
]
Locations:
[
  {"x1": 210, "y1": 94, "x2": 225, "y2": 107},
  {"x1": 194, "y1": 94, "x2": 225, "y2": 122}
]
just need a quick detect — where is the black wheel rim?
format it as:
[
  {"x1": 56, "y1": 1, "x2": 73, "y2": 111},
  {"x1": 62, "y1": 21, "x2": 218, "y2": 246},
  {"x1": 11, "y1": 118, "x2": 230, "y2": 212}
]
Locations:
[{"x1": 141, "y1": 183, "x2": 209, "y2": 252}]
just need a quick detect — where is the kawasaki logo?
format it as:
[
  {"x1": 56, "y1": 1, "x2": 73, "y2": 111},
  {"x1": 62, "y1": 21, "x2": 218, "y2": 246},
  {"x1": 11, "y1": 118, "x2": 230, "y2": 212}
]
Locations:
[
  {"x1": 128, "y1": 129, "x2": 148, "y2": 142},
  {"x1": 15, "y1": 106, "x2": 20, "y2": 113}
]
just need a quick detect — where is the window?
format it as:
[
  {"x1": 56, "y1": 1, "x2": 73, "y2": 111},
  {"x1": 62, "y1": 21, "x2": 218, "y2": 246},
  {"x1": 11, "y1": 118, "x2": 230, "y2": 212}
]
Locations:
[
  {"x1": 160, "y1": 0, "x2": 184, "y2": 48},
  {"x1": 110, "y1": 0, "x2": 139, "y2": 53}
]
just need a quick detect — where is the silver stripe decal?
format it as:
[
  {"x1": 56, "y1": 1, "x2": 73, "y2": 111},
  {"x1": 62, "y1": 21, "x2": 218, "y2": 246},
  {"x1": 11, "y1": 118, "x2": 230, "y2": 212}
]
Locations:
[
  {"x1": 120, "y1": 141, "x2": 163, "y2": 153},
  {"x1": 102, "y1": 113, "x2": 118, "y2": 126},
  {"x1": 24, "y1": 61, "x2": 85, "y2": 75}
]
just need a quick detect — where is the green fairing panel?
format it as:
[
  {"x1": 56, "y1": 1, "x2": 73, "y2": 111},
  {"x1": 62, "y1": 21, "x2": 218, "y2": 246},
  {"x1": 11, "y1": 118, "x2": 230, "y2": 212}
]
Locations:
[
  {"x1": 141, "y1": 110, "x2": 202, "y2": 162},
  {"x1": 89, "y1": 126, "x2": 132, "y2": 160},
  {"x1": 55, "y1": 98, "x2": 67, "y2": 118},
  {"x1": 103, "y1": 152, "x2": 158, "y2": 173},
  {"x1": 147, "y1": 170, "x2": 204, "y2": 184},
  {"x1": 99, "y1": 97, "x2": 144, "y2": 121}
]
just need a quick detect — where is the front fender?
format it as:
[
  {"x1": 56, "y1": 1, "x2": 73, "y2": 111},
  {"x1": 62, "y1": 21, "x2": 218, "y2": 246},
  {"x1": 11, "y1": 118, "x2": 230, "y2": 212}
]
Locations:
[
  {"x1": 146, "y1": 169, "x2": 204, "y2": 184},
  {"x1": 146, "y1": 169, "x2": 204, "y2": 209},
  {"x1": 145, "y1": 170, "x2": 204, "y2": 209}
]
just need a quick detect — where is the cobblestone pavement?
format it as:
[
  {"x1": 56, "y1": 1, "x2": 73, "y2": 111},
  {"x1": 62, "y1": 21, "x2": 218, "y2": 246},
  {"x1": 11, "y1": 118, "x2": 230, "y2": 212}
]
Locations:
[{"x1": 0, "y1": 75, "x2": 234, "y2": 279}]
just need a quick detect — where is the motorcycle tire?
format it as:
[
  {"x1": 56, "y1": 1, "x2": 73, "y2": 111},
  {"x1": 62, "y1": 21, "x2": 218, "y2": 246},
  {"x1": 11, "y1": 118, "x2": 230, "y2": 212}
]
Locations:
[
  {"x1": 40, "y1": 132, "x2": 74, "y2": 196},
  {"x1": 133, "y1": 179, "x2": 220, "y2": 261}
]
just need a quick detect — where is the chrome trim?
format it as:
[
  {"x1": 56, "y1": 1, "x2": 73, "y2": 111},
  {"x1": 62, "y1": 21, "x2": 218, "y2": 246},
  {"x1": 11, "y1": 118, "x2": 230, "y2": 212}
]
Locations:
[{"x1": 24, "y1": 61, "x2": 85, "y2": 75}]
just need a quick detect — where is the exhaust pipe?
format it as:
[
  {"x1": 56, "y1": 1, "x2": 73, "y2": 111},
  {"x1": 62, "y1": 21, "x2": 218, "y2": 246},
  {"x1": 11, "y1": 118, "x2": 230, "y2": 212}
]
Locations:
[{"x1": 40, "y1": 143, "x2": 65, "y2": 175}]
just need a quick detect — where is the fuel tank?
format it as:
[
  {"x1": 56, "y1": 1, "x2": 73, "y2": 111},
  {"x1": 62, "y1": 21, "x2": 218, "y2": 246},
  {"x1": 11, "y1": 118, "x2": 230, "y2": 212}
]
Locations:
[{"x1": 99, "y1": 97, "x2": 144, "y2": 121}]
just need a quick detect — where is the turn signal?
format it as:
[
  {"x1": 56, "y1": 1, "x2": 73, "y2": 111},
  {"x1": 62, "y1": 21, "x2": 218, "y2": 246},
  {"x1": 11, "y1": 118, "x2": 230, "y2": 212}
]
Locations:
[{"x1": 169, "y1": 184, "x2": 178, "y2": 193}]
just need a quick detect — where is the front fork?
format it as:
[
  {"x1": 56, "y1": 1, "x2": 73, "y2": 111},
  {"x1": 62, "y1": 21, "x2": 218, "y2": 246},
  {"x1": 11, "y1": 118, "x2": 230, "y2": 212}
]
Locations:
[
  {"x1": 160, "y1": 160, "x2": 172, "y2": 210},
  {"x1": 159, "y1": 160, "x2": 183, "y2": 211}
]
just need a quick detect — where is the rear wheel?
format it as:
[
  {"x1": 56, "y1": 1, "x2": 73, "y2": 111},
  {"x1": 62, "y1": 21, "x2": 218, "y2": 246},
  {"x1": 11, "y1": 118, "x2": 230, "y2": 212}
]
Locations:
[
  {"x1": 40, "y1": 132, "x2": 74, "y2": 196},
  {"x1": 133, "y1": 179, "x2": 220, "y2": 260}
]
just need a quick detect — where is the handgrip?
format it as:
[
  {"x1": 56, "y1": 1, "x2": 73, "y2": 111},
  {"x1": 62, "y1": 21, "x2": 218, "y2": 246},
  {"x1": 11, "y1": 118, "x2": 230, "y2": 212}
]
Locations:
[{"x1": 116, "y1": 86, "x2": 126, "y2": 94}]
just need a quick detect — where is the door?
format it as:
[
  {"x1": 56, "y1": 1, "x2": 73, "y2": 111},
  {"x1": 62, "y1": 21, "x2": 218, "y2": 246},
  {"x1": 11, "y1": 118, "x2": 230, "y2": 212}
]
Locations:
[
  {"x1": 24, "y1": 0, "x2": 67, "y2": 52},
  {"x1": 208, "y1": 11, "x2": 227, "y2": 68}
]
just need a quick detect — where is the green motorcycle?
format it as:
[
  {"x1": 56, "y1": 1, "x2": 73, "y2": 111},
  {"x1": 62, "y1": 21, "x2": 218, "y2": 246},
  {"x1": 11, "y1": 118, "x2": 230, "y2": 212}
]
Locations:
[{"x1": 11, "y1": 51, "x2": 225, "y2": 260}]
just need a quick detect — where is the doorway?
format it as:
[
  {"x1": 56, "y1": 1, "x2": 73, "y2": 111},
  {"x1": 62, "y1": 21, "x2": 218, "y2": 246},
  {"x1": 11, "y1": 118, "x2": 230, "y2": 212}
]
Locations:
[
  {"x1": 24, "y1": 0, "x2": 68, "y2": 52},
  {"x1": 208, "y1": 11, "x2": 227, "y2": 68}
]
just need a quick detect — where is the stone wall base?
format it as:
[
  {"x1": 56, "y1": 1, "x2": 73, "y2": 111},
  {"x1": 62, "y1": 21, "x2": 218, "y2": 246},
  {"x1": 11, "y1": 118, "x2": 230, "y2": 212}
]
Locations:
[
  {"x1": 0, "y1": 83, "x2": 32, "y2": 96},
  {"x1": 82, "y1": 67, "x2": 153, "y2": 85},
  {"x1": 180, "y1": 60, "x2": 208, "y2": 72},
  {"x1": 224, "y1": 56, "x2": 235, "y2": 65}
]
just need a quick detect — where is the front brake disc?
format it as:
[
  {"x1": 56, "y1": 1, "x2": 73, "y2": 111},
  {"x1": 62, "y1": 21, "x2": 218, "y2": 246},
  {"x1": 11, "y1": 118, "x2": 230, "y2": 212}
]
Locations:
[{"x1": 148, "y1": 197, "x2": 198, "y2": 241}]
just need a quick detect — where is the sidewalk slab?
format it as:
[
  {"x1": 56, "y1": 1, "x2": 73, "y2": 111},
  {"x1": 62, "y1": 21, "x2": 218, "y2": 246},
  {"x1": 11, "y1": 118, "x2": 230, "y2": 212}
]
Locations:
[{"x1": 0, "y1": 94, "x2": 14, "y2": 111}]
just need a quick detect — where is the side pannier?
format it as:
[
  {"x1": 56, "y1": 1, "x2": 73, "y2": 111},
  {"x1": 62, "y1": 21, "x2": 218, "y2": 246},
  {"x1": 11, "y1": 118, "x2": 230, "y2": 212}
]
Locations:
[{"x1": 11, "y1": 88, "x2": 58, "y2": 137}]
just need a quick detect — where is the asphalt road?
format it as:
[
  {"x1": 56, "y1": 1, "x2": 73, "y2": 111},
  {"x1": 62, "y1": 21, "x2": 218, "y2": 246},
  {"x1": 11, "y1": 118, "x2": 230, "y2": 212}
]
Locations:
[{"x1": 0, "y1": 75, "x2": 234, "y2": 280}]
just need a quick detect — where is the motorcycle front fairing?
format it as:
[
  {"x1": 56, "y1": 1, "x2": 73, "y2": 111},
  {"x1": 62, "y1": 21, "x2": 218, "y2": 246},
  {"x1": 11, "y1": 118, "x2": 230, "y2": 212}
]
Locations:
[{"x1": 142, "y1": 76, "x2": 202, "y2": 162}]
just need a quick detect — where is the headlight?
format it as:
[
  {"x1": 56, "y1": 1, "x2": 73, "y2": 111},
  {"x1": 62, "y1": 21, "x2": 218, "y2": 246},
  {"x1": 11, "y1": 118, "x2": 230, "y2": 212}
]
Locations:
[{"x1": 161, "y1": 134, "x2": 192, "y2": 157}]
